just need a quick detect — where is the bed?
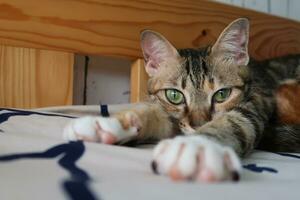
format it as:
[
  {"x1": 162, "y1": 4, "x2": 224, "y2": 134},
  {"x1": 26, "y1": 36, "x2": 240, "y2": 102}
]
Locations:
[
  {"x1": 1, "y1": 105, "x2": 300, "y2": 199},
  {"x1": 0, "y1": 0, "x2": 300, "y2": 200}
]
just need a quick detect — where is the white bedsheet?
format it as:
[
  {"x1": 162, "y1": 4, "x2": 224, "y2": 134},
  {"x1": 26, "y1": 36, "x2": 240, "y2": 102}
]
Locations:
[{"x1": 0, "y1": 105, "x2": 299, "y2": 200}]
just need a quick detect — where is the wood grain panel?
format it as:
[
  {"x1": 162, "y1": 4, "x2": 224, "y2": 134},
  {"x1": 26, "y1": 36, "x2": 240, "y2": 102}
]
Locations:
[
  {"x1": 130, "y1": 59, "x2": 148, "y2": 103},
  {"x1": 0, "y1": 0, "x2": 299, "y2": 60},
  {"x1": 0, "y1": 45, "x2": 74, "y2": 108}
]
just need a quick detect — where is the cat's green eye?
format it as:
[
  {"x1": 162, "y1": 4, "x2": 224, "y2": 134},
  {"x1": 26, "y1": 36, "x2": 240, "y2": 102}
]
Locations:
[
  {"x1": 165, "y1": 89, "x2": 184, "y2": 105},
  {"x1": 213, "y1": 88, "x2": 232, "y2": 103}
]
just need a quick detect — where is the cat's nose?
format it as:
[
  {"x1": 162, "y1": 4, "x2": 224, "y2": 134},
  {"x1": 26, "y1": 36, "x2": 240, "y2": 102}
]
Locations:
[
  {"x1": 189, "y1": 119, "x2": 205, "y2": 128},
  {"x1": 188, "y1": 110, "x2": 210, "y2": 127},
  {"x1": 179, "y1": 119, "x2": 196, "y2": 135}
]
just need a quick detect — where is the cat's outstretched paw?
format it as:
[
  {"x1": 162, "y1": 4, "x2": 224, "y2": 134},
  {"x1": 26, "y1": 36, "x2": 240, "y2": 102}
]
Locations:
[
  {"x1": 151, "y1": 136, "x2": 241, "y2": 183},
  {"x1": 63, "y1": 112, "x2": 141, "y2": 144}
]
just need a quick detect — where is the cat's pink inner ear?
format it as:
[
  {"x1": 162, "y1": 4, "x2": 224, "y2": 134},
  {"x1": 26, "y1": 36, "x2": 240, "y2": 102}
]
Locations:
[
  {"x1": 232, "y1": 28, "x2": 248, "y2": 65},
  {"x1": 141, "y1": 33, "x2": 162, "y2": 76},
  {"x1": 145, "y1": 60, "x2": 159, "y2": 77},
  {"x1": 140, "y1": 30, "x2": 178, "y2": 77},
  {"x1": 212, "y1": 18, "x2": 250, "y2": 66}
]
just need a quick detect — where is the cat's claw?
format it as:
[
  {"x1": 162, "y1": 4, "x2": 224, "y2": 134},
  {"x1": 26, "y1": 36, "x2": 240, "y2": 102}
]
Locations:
[
  {"x1": 63, "y1": 113, "x2": 140, "y2": 144},
  {"x1": 152, "y1": 136, "x2": 241, "y2": 182}
]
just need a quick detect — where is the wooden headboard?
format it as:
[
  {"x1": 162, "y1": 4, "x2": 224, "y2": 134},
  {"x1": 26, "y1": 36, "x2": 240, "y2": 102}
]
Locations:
[{"x1": 0, "y1": 0, "x2": 300, "y2": 107}]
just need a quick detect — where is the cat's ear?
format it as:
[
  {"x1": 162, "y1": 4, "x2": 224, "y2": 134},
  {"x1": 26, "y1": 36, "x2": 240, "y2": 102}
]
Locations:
[
  {"x1": 140, "y1": 30, "x2": 179, "y2": 77},
  {"x1": 211, "y1": 18, "x2": 249, "y2": 66}
]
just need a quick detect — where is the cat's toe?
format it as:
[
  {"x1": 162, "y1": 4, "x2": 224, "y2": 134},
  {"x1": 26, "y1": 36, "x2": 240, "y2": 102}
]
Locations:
[
  {"x1": 94, "y1": 123, "x2": 116, "y2": 144},
  {"x1": 152, "y1": 136, "x2": 241, "y2": 183},
  {"x1": 222, "y1": 147, "x2": 242, "y2": 181},
  {"x1": 63, "y1": 116, "x2": 140, "y2": 144},
  {"x1": 121, "y1": 112, "x2": 142, "y2": 132},
  {"x1": 63, "y1": 116, "x2": 100, "y2": 142},
  {"x1": 152, "y1": 137, "x2": 199, "y2": 180},
  {"x1": 96, "y1": 116, "x2": 140, "y2": 143},
  {"x1": 193, "y1": 144, "x2": 241, "y2": 182}
]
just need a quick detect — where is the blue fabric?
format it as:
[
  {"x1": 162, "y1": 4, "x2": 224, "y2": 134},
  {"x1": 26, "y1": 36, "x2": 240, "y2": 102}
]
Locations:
[
  {"x1": 276, "y1": 152, "x2": 300, "y2": 159},
  {"x1": 243, "y1": 164, "x2": 278, "y2": 173},
  {"x1": 100, "y1": 104, "x2": 110, "y2": 117}
]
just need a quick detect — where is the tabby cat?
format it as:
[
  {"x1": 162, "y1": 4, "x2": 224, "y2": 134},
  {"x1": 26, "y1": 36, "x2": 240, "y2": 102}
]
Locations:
[{"x1": 64, "y1": 18, "x2": 300, "y2": 182}]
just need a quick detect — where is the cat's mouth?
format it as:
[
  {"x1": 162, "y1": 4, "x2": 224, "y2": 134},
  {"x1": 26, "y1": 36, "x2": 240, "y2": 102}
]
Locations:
[{"x1": 179, "y1": 118, "x2": 197, "y2": 135}]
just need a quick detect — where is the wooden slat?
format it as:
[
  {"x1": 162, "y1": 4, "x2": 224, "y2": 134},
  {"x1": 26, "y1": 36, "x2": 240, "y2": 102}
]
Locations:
[
  {"x1": 130, "y1": 59, "x2": 148, "y2": 103},
  {"x1": 73, "y1": 55, "x2": 86, "y2": 105},
  {"x1": 0, "y1": 0, "x2": 299, "y2": 60},
  {"x1": 0, "y1": 45, "x2": 74, "y2": 108}
]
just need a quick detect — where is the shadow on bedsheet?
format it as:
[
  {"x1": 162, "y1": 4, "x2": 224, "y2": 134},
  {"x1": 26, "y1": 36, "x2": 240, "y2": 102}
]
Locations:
[{"x1": 0, "y1": 142, "x2": 100, "y2": 200}]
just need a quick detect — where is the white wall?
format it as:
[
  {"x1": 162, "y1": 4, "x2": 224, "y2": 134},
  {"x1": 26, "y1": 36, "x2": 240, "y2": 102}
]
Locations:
[
  {"x1": 86, "y1": 55, "x2": 131, "y2": 105},
  {"x1": 214, "y1": 0, "x2": 300, "y2": 21},
  {"x1": 76, "y1": 0, "x2": 300, "y2": 105},
  {"x1": 73, "y1": 55, "x2": 131, "y2": 105}
]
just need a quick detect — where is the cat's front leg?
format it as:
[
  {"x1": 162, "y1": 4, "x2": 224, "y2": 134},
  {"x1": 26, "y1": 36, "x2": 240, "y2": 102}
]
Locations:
[
  {"x1": 152, "y1": 136, "x2": 241, "y2": 182},
  {"x1": 63, "y1": 103, "x2": 173, "y2": 144}
]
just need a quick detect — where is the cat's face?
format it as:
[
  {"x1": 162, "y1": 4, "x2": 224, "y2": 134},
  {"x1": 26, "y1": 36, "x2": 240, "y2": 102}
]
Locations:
[{"x1": 140, "y1": 18, "x2": 250, "y2": 133}]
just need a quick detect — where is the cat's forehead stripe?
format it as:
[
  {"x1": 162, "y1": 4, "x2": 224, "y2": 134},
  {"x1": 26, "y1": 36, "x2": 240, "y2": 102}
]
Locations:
[
  {"x1": 178, "y1": 48, "x2": 209, "y2": 89},
  {"x1": 181, "y1": 76, "x2": 187, "y2": 89}
]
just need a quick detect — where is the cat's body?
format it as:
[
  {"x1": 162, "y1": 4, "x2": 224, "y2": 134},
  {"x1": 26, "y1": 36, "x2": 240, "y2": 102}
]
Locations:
[{"x1": 64, "y1": 18, "x2": 300, "y2": 182}]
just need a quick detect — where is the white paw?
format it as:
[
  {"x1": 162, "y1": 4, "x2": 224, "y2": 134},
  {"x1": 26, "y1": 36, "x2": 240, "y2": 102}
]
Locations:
[
  {"x1": 63, "y1": 114, "x2": 140, "y2": 144},
  {"x1": 152, "y1": 136, "x2": 241, "y2": 182}
]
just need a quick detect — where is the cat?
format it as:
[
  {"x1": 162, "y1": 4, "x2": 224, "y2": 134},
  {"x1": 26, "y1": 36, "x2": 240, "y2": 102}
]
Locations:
[{"x1": 64, "y1": 18, "x2": 300, "y2": 183}]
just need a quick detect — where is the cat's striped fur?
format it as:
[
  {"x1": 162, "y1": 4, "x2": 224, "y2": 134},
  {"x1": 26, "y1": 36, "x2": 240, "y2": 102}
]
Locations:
[
  {"x1": 64, "y1": 18, "x2": 300, "y2": 182},
  {"x1": 174, "y1": 48, "x2": 300, "y2": 155}
]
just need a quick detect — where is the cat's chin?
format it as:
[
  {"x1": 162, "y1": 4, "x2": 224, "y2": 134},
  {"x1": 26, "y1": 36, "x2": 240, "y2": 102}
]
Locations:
[
  {"x1": 181, "y1": 126, "x2": 196, "y2": 135},
  {"x1": 179, "y1": 119, "x2": 197, "y2": 135}
]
